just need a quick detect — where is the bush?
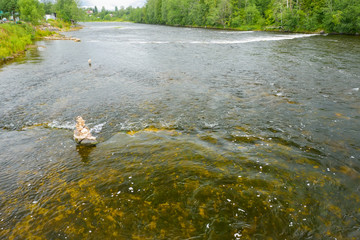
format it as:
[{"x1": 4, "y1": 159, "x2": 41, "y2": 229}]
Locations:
[
  {"x1": 48, "y1": 19, "x2": 71, "y2": 30},
  {"x1": 35, "y1": 29, "x2": 54, "y2": 38},
  {"x1": 0, "y1": 23, "x2": 33, "y2": 58}
]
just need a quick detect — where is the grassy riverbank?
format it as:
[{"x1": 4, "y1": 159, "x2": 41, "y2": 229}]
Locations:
[
  {"x1": 0, "y1": 23, "x2": 55, "y2": 61},
  {"x1": 0, "y1": 20, "x2": 82, "y2": 62},
  {"x1": 0, "y1": 23, "x2": 34, "y2": 60},
  {"x1": 46, "y1": 19, "x2": 83, "y2": 32}
]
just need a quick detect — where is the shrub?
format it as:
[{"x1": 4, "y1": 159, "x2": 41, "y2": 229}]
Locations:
[{"x1": 0, "y1": 23, "x2": 33, "y2": 58}]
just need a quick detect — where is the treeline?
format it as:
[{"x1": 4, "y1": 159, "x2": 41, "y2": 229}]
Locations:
[
  {"x1": 2, "y1": 0, "x2": 358, "y2": 33},
  {"x1": 0, "y1": 0, "x2": 83, "y2": 24},
  {"x1": 83, "y1": 6, "x2": 145, "y2": 22},
  {"x1": 124, "y1": 0, "x2": 359, "y2": 33}
]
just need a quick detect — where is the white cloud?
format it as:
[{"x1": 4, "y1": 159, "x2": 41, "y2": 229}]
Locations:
[{"x1": 81, "y1": 0, "x2": 146, "y2": 10}]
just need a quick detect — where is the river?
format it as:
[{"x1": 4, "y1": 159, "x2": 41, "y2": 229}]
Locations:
[{"x1": 0, "y1": 22, "x2": 359, "y2": 239}]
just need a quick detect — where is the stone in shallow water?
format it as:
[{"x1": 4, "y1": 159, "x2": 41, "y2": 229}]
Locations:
[
  {"x1": 74, "y1": 116, "x2": 97, "y2": 146},
  {"x1": 76, "y1": 138, "x2": 98, "y2": 146}
]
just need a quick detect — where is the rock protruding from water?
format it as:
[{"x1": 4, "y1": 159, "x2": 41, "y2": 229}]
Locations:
[
  {"x1": 43, "y1": 35, "x2": 81, "y2": 42},
  {"x1": 74, "y1": 116, "x2": 98, "y2": 146}
]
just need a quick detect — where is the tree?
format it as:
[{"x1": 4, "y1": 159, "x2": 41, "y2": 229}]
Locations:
[
  {"x1": 126, "y1": 0, "x2": 359, "y2": 33},
  {"x1": 244, "y1": 4, "x2": 260, "y2": 25},
  {"x1": 43, "y1": 0, "x2": 53, "y2": 14},
  {"x1": 188, "y1": 1, "x2": 207, "y2": 26},
  {"x1": 0, "y1": 0, "x2": 18, "y2": 22},
  {"x1": 54, "y1": 0, "x2": 82, "y2": 22},
  {"x1": 104, "y1": 13, "x2": 111, "y2": 21},
  {"x1": 18, "y1": 0, "x2": 44, "y2": 25},
  {"x1": 217, "y1": 0, "x2": 233, "y2": 27},
  {"x1": 98, "y1": 6, "x2": 108, "y2": 19}
]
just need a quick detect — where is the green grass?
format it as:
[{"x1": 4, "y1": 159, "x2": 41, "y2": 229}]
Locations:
[
  {"x1": 0, "y1": 23, "x2": 34, "y2": 59},
  {"x1": 47, "y1": 19, "x2": 72, "y2": 31},
  {"x1": 0, "y1": 19, "x2": 84, "y2": 59},
  {"x1": 35, "y1": 28, "x2": 55, "y2": 38}
]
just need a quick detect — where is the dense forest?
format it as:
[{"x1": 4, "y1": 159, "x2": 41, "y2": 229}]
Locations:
[
  {"x1": 142, "y1": 0, "x2": 360, "y2": 33},
  {"x1": 87, "y1": 0, "x2": 359, "y2": 34},
  {"x1": 1, "y1": 0, "x2": 359, "y2": 33}
]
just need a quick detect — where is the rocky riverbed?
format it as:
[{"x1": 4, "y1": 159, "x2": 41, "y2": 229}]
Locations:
[{"x1": 37, "y1": 23, "x2": 82, "y2": 42}]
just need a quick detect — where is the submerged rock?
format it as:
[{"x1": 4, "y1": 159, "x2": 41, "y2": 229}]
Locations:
[
  {"x1": 74, "y1": 116, "x2": 98, "y2": 146},
  {"x1": 71, "y1": 38, "x2": 81, "y2": 42}
]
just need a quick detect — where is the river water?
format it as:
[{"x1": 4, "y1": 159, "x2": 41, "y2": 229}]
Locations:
[{"x1": 0, "y1": 22, "x2": 359, "y2": 239}]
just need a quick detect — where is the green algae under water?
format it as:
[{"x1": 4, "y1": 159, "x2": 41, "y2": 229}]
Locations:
[{"x1": 0, "y1": 126, "x2": 359, "y2": 239}]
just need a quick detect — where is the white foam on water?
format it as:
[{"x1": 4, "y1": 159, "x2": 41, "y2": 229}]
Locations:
[
  {"x1": 206, "y1": 34, "x2": 318, "y2": 44},
  {"x1": 203, "y1": 122, "x2": 219, "y2": 128},
  {"x1": 48, "y1": 120, "x2": 106, "y2": 133},
  {"x1": 217, "y1": 31, "x2": 254, "y2": 34},
  {"x1": 132, "y1": 34, "x2": 317, "y2": 45},
  {"x1": 48, "y1": 120, "x2": 74, "y2": 130},
  {"x1": 91, "y1": 122, "x2": 106, "y2": 134},
  {"x1": 118, "y1": 121, "x2": 146, "y2": 131},
  {"x1": 135, "y1": 41, "x2": 171, "y2": 44}
]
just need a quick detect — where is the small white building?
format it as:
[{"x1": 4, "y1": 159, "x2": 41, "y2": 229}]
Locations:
[{"x1": 45, "y1": 14, "x2": 56, "y2": 21}]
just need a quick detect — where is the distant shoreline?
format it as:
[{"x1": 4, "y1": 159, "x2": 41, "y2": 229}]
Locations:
[
  {"x1": 144, "y1": 23, "x2": 360, "y2": 36},
  {"x1": 82, "y1": 21, "x2": 360, "y2": 36}
]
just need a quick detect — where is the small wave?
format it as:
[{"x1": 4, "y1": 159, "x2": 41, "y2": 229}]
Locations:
[
  {"x1": 203, "y1": 122, "x2": 219, "y2": 129},
  {"x1": 48, "y1": 121, "x2": 105, "y2": 133},
  {"x1": 207, "y1": 34, "x2": 317, "y2": 44},
  {"x1": 135, "y1": 41, "x2": 171, "y2": 44},
  {"x1": 37, "y1": 46, "x2": 46, "y2": 51},
  {"x1": 118, "y1": 121, "x2": 149, "y2": 131},
  {"x1": 132, "y1": 34, "x2": 317, "y2": 45},
  {"x1": 91, "y1": 122, "x2": 106, "y2": 134},
  {"x1": 117, "y1": 119, "x2": 183, "y2": 132},
  {"x1": 218, "y1": 31, "x2": 254, "y2": 34},
  {"x1": 48, "y1": 120, "x2": 74, "y2": 130}
]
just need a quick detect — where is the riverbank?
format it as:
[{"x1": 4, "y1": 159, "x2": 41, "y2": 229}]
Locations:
[
  {"x1": 0, "y1": 24, "x2": 34, "y2": 62},
  {"x1": 168, "y1": 24, "x2": 327, "y2": 34},
  {"x1": 84, "y1": 20, "x2": 343, "y2": 35},
  {"x1": 0, "y1": 21, "x2": 83, "y2": 64},
  {"x1": 139, "y1": 21, "x2": 360, "y2": 35}
]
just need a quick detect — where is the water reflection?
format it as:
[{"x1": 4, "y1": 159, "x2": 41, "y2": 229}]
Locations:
[{"x1": 76, "y1": 145, "x2": 96, "y2": 163}]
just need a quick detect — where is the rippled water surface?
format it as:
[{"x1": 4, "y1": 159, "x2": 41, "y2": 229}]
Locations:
[{"x1": 1, "y1": 22, "x2": 360, "y2": 239}]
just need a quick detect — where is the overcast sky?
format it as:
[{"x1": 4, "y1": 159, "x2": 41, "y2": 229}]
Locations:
[{"x1": 81, "y1": 0, "x2": 146, "y2": 10}]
